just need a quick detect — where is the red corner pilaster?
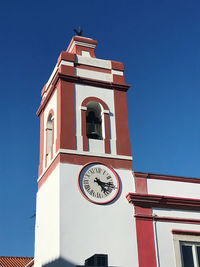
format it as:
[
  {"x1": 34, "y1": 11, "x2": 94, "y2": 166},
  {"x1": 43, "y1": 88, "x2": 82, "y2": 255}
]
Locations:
[
  {"x1": 134, "y1": 173, "x2": 148, "y2": 194},
  {"x1": 104, "y1": 112, "x2": 110, "y2": 154},
  {"x1": 81, "y1": 109, "x2": 88, "y2": 151},
  {"x1": 114, "y1": 90, "x2": 131, "y2": 156},
  {"x1": 135, "y1": 207, "x2": 157, "y2": 267},
  {"x1": 57, "y1": 51, "x2": 75, "y2": 66},
  {"x1": 56, "y1": 80, "x2": 76, "y2": 151}
]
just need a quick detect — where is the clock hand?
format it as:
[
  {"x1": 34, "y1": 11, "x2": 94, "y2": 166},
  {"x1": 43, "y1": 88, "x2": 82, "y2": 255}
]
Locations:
[
  {"x1": 103, "y1": 182, "x2": 116, "y2": 190},
  {"x1": 94, "y1": 178, "x2": 109, "y2": 194},
  {"x1": 94, "y1": 178, "x2": 116, "y2": 194}
]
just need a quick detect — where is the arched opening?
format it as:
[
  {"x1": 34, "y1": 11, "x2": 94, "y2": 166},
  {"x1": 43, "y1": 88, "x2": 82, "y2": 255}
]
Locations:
[
  {"x1": 86, "y1": 101, "x2": 102, "y2": 140},
  {"x1": 46, "y1": 114, "x2": 53, "y2": 155}
]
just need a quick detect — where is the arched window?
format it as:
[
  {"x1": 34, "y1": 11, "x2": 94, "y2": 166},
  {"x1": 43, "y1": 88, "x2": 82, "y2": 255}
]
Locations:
[
  {"x1": 46, "y1": 114, "x2": 53, "y2": 155},
  {"x1": 86, "y1": 101, "x2": 102, "y2": 140}
]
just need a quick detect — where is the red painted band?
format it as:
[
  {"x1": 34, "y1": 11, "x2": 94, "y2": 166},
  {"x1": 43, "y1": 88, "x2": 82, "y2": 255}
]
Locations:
[
  {"x1": 57, "y1": 51, "x2": 75, "y2": 66},
  {"x1": 172, "y1": 230, "x2": 200, "y2": 235},
  {"x1": 135, "y1": 176, "x2": 148, "y2": 194},
  {"x1": 75, "y1": 64, "x2": 111, "y2": 74},
  {"x1": 134, "y1": 172, "x2": 200, "y2": 184},
  {"x1": 136, "y1": 215, "x2": 200, "y2": 225},
  {"x1": 127, "y1": 193, "x2": 200, "y2": 211},
  {"x1": 111, "y1": 61, "x2": 124, "y2": 71}
]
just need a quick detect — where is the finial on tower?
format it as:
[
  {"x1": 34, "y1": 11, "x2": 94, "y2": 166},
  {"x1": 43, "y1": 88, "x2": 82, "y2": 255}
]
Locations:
[{"x1": 73, "y1": 26, "x2": 83, "y2": 36}]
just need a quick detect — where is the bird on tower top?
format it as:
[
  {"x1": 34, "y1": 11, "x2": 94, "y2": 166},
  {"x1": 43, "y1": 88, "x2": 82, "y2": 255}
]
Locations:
[{"x1": 74, "y1": 26, "x2": 83, "y2": 36}]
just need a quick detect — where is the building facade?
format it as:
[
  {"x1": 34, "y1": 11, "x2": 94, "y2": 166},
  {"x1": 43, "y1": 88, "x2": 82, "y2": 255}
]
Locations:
[{"x1": 34, "y1": 36, "x2": 200, "y2": 267}]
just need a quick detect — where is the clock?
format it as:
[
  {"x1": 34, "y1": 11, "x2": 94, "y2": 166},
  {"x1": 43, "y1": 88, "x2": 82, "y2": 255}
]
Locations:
[{"x1": 78, "y1": 162, "x2": 120, "y2": 204}]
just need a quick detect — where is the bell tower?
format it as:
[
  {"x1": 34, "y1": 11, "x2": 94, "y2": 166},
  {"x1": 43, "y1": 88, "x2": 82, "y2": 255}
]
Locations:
[{"x1": 34, "y1": 36, "x2": 138, "y2": 267}]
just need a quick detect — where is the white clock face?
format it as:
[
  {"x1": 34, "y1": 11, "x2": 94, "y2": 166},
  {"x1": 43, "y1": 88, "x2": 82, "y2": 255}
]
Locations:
[{"x1": 78, "y1": 163, "x2": 120, "y2": 204}]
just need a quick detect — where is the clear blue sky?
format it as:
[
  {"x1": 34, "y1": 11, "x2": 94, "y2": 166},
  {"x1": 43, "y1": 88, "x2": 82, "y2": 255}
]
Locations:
[{"x1": 0, "y1": 0, "x2": 200, "y2": 258}]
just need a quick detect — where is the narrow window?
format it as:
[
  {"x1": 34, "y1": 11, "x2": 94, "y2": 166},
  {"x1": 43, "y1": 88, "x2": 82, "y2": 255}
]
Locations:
[
  {"x1": 181, "y1": 242, "x2": 200, "y2": 267},
  {"x1": 46, "y1": 114, "x2": 53, "y2": 155},
  {"x1": 181, "y1": 244, "x2": 194, "y2": 267},
  {"x1": 86, "y1": 102, "x2": 102, "y2": 140}
]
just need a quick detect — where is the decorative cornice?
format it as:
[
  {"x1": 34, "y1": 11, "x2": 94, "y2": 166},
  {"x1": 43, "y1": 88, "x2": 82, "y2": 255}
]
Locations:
[
  {"x1": 126, "y1": 193, "x2": 200, "y2": 211},
  {"x1": 36, "y1": 72, "x2": 130, "y2": 116}
]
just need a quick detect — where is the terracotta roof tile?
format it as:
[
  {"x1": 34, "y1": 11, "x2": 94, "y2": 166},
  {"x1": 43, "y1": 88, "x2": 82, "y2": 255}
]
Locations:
[{"x1": 0, "y1": 256, "x2": 34, "y2": 267}]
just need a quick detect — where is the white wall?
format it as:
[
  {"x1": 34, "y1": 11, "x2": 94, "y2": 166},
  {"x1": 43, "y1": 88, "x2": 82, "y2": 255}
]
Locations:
[
  {"x1": 34, "y1": 165, "x2": 60, "y2": 267},
  {"x1": 59, "y1": 163, "x2": 138, "y2": 267},
  {"x1": 147, "y1": 179, "x2": 200, "y2": 199}
]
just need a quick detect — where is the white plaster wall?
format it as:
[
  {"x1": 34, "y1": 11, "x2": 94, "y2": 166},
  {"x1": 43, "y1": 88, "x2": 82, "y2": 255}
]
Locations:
[
  {"x1": 153, "y1": 208, "x2": 200, "y2": 219},
  {"x1": 88, "y1": 139, "x2": 104, "y2": 153},
  {"x1": 76, "y1": 55, "x2": 111, "y2": 69},
  {"x1": 75, "y1": 68, "x2": 112, "y2": 82},
  {"x1": 34, "y1": 165, "x2": 60, "y2": 267},
  {"x1": 75, "y1": 83, "x2": 117, "y2": 155},
  {"x1": 59, "y1": 163, "x2": 138, "y2": 267},
  {"x1": 43, "y1": 90, "x2": 57, "y2": 170},
  {"x1": 147, "y1": 179, "x2": 200, "y2": 199},
  {"x1": 152, "y1": 212, "x2": 200, "y2": 267}
]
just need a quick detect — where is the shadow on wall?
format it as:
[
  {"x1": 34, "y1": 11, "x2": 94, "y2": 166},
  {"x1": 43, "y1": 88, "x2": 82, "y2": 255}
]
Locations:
[
  {"x1": 42, "y1": 257, "x2": 76, "y2": 267},
  {"x1": 42, "y1": 254, "x2": 117, "y2": 267}
]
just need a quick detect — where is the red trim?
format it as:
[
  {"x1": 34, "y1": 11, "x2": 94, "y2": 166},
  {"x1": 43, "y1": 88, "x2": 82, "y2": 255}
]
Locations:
[
  {"x1": 136, "y1": 215, "x2": 200, "y2": 225},
  {"x1": 57, "y1": 51, "x2": 75, "y2": 66},
  {"x1": 135, "y1": 176, "x2": 148, "y2": 194},
  {"x1": 66, "y1": 36, "x2": 98, "y2": 52},
  {"x1": 135, "y1": 208, "x2": 157, "y2": 267},
  {"x1": 59, "y1": 153, "x2": 132, "y2": 169},
  {"x1": 38, "y1": 111, "x2": 44, "y2": 176},
  {"x1": 56, "y1": 80, "x2": 76, "y2": 151},
  {"x1": 38, "y1": 154, "x2": 60, "y2": 189},
  {"x1": 127, "y1": 193, "x2": 200, "y2": 211},
  {"x1": 111, "y1": 61, "x2": 124, "y2": 71},
  {"x1": 104, "y1": 113, "x2": 110, "y2": 154},
  {"x1": 172, "y1": 230, "x2": 200, "y2": 235},
  {"x1": 77, "y1": 162, "x2": 120, "y2": 204},
  {"x1": 134, "y1": 172, "x2": 200, "y2": 184},
  {"x1": 58, "y1": 65, "x2": 74, "y2": 76},
  {"x1": 41, "y1": 83, "x2": 46, "y2": 97},
  {"x1": 56, "y1": 81, "x2": 61, "y2": 152},
  {"x1": 81, "y1": 108, "x2": 88, "y2": 151},
  {"x1": 75, "y1": 64, "x2": 111, "y2": 73},
  {"x1": 82, "y1": 97, "x2": 109, "y2": 109},
  {"x1": 135, "y1": 206, "x2": 152, "y2": 217},
  {"x1": 113, "y1": 74, "x2": 125, "y2": 85},
  {"x1": 114, "y1": 90, "x2": 131, "y2": 156}
]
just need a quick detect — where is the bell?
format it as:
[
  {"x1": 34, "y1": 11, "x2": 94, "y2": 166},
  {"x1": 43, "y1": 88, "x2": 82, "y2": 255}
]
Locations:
[
  {"x1": 87, "y1": 122, "x2": 100, "y2": 139},
  {"x1": 86, "y1": 111, "x2": 101, "y2": 139}
]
